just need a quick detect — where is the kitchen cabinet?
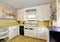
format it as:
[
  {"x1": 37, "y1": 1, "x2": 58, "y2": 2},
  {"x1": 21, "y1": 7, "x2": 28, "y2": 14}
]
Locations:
[
  {"x1": 24, "y1": 27, "x2": 36, "y2": 37},
  {"x1": 34, "y1": 27, "x2": 47, "y2": 40},
  {"x1": 24, "y1": 27, "x2": 48, "y2": 40},
  {"x1": 17, "y1": 4, "x2": 50, "y2": 21},
  {"x1": 37, "y1": 4, "x2": 50, "y2": 21},
  {"x1": 17, "y1": 9, "x2": 25, "y2": 21},
  {"x1": 24, "y1": 29, "x2": 34, "y2": 37},
  {"x1": 0, "y1": 8, "x2": 16, "y2": 20},
  {"x1": 9, "y1": 25, "x2": 18, "y2": 39}
]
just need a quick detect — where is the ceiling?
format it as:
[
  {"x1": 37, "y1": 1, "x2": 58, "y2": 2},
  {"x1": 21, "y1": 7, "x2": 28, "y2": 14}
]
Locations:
[{"x1": 0, "y1": 0, "x2": 51, "y2": 9}]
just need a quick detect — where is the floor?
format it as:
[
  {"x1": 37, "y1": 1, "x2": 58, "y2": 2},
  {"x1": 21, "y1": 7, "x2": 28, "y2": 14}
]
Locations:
[{"x1": 7, "y1": 35, "x2": 46, "y2": 42}]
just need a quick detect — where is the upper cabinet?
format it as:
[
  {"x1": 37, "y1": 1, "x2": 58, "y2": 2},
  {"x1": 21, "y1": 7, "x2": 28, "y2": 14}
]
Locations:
[
  {"x1": 17, "y1": 4, "x2": 50, "y2": 21},
  {"x1": 37, "y1": 4, "x2": 50, "y2": 21},
  {"x1": 17, "y1": 9, "x2": 25, "y2": 21},
  {"x1": 0, "y1": 7, "x2": 16, "y2": 20}
]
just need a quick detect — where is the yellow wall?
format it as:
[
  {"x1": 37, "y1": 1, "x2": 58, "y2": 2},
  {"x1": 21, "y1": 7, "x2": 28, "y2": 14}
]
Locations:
[
  {"x1": 38, "y1": 20, "x2": 52, "y2": 27},
  {"x1": 0, "y1": 20, "x2": 17, "y2": 27},
  {"x1": 18, "y1": 20, "x2": 52, "y2": 27},
  {"x1": 17, "y1": 21, "x2": 25, "y2": 26}
]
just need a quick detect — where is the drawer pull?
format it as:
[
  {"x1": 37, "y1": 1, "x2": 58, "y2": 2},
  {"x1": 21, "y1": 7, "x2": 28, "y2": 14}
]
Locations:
[
  {"x1": 29, "y1": 28, "x2": 33, "y2": 30},
  {"x1": 25, "y1": 28, "x2": 28, "y2": 29}
]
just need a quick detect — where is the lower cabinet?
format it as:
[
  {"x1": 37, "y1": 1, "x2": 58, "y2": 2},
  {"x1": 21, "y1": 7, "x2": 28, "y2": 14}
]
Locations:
[
  {"x1": 9, "y1": 25, "x2": 18, "y2": 39},
  {"x1": 24, "y1": 27, "x2": 48, "y2": 40},
  {"x1": 24, "y1": 27, "x2": 35, "y2": 37}
]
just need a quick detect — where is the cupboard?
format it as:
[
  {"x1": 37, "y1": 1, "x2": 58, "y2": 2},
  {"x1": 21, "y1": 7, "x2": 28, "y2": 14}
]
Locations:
[
  {"x1": 9, "y1": 25, "x2": 18, "y2": 39},
  {"x1": 24, "y1": 27, "x2": 48, "y2": 40},
  {"x1": 17, "y1": 4, "x2": 50, "y2": 21}
]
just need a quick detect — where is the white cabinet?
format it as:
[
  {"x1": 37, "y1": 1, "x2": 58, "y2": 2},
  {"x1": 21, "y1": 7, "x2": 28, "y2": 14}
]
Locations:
[
  {"x1": 24, "y1": 27, "x2": 48, "y2": 40},
  {"x1": 34, "y1": 27, "x2": 47, "y2": 40},
  {"x1": 9, "y1": 25, "x2": 18, "y2": 39},
  {"x1": 39, "y1": 28, "x2": 46, "y2": 39},
  {"x1": 17, "y1": 9, "x2": 25, "y2": 21},
  {"x1": 17, "y1": 4, "x2": 50, "y2": 21},
  {"x1": 24, "y1": 27, "x2": 36, "y2": 37},
  {"x1": 24, "y1": 29, "x2": 34, "y2": 37},
  {"x1": 37, "y1": 4, "x2": 50, "y2": 21}
]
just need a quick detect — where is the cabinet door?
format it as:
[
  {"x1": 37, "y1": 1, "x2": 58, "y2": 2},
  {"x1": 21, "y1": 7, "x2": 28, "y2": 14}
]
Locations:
[
  {"x1": 33, "y1": 28, "x2": 41, "y2": 38},
  {"x1": 9, "y1": 26, "x2": 18, "y2": 39},
  {"x1": 37, "y1": 4, "x2": 50, "y2": 21},
  {"x1": 24, "y1": 27, "x2": 36, "y2": 37},
  {"x1": 24, "y1": 29, "x2": 29, "y2": 36},
  {"x1": 35, "y1": 27, "x2": 47, "y2": 40},
  {"x1": 24, "y1": 29, "x2": 34, "y2": 37},
  {"x1": 43, "y1": 4, "x2": 50, "y2": 20},
  {"x1": 9, "y1": 27, "x2": 14, "y2": 39},
  {"x1": 40, "y1": 28, "x2": 47, "y2": 40},
  {"x1": 28, "y1": 30, "x2": 34, "y2": 37},
  {"x1": 17, "y1": 9, "x2": 25, "y2": 21}
]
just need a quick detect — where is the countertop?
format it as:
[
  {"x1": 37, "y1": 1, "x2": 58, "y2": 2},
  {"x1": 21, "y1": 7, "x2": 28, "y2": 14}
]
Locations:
[{"x1": 49, "y1": 26, "x2": 60, "y2": 32}]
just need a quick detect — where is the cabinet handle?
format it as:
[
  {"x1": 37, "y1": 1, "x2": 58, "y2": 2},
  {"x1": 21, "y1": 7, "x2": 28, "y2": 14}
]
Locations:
[
  {"x1": 25, "y1": 28, "x2": 28, "y2": 29},
  {"x1": 29, "y1": 28, "x2": 33, "y2": 30}
]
